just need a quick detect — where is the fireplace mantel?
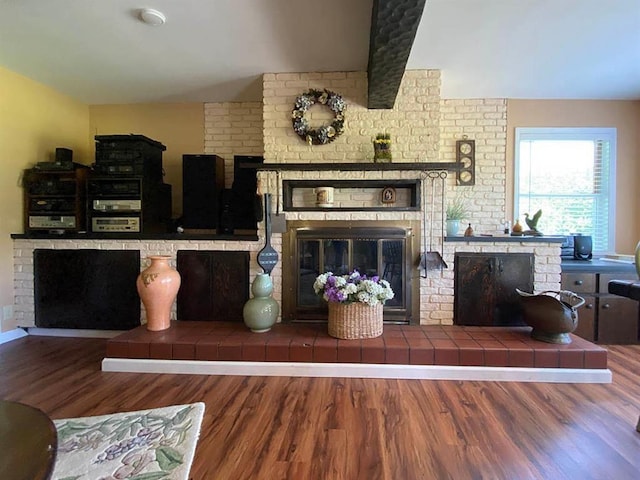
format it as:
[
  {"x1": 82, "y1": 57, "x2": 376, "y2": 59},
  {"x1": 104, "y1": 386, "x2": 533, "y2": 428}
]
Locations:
[
  {"x1": 445, "y1": 236, "x2": 565, "y2": 244},
  {"x1": 243, "y1": 162, "x2": 460, "y2": 172}
]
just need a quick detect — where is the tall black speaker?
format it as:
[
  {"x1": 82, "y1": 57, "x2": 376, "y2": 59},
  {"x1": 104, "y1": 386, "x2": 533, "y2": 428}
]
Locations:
[
  {"x1": 232, "y1": 155, "x2": 263, "y2": 230},
  {"x1": 182, "y1": 154, "x2": 225, "y2": 229}
]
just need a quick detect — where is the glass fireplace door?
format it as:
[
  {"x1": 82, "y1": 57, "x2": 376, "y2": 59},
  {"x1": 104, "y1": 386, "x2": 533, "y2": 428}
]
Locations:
[{"x1": 294, "y1": 233, "x2": 408, "y2": 322}]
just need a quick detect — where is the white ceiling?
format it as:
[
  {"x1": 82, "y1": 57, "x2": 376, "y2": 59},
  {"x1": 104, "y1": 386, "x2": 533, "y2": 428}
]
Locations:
[{"x1": 1, "y1": 0, "x2": 638, "y2": 105}]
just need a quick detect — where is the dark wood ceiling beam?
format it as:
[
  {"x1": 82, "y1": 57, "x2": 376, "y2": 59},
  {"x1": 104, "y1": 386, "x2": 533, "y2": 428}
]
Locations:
[{"x1": 367, "y1": 0, "x2": 427, "y2": 109}]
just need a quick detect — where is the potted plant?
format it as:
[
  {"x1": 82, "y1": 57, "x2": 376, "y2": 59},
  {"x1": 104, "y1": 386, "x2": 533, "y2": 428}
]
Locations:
[
  {"x1": 313, "y1": 270, "x2": 394, "y2": 339},
  {"x1": 373, "y1": 132, "x2": 392, "y2": 163},
  {"x1": 446, "y1": 196, "x2": 468, "y2": 236}
]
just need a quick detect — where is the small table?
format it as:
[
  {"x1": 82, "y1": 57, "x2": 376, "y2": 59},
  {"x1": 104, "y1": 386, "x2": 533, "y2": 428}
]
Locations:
[{"x1": 0, "y1": 400, "x2": 57, "y2": 480}]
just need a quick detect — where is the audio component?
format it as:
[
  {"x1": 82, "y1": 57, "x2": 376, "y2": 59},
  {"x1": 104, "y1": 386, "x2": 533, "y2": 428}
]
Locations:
[
  {"x1": 94, "y1": 134, "x2": 166, "y2": 182},
  {"x1": 29, "y1": 215, "x2": 76, "y2": 229},
  {"x1": 92, "y1": 199, "x2": 142, "y2": 212},
  {"x1": 23, "y1": 165, "x2": 89, "y2": 233},
  {"x1": 91, "y1": 217, "x2": 140, "y2": 232}
]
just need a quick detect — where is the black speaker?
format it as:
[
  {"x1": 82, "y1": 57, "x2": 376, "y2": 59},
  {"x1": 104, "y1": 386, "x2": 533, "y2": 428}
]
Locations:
[
  {"x1": 182, "y1": 154, "x2": 225, "y2": 229},
  {"x1": 231, "y1": 155, "x2": 263, "y2": 230},
  {"x1": 573, "y1": 235, "x2": 593, "y2": 260}
]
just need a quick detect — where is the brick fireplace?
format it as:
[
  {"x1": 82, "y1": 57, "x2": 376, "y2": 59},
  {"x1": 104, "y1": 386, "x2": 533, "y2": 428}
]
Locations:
[{"x1": 12, "y1": 69, "x2": 565, "y2": 329}]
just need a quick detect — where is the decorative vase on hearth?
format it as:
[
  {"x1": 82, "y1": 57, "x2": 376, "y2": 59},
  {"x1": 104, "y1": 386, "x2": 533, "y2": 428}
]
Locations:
[
  {"x1": 243, "y1": 273, "x2": 279, "y2": 333},
  {"x1": 635, "y1": 240, "x2": 640, "y2": 279},
  {"x1": 136, "y1": 255, "x2": 181, "y2": 331}
]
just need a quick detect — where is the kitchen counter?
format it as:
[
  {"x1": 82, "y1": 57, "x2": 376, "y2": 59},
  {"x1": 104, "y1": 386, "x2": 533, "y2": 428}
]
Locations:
[{"x1": 561, "y1": 258, "x2": 636, "y2": 274}]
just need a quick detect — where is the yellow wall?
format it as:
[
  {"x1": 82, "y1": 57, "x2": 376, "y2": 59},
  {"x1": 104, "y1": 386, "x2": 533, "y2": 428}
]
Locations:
[
  {"x1": 89, "y1": 104, "x2": 204, "y2": 216},
  {"x1": 0, "y1": 66, "x2": 90, "y2": 331},
  {"x1": 507, "y1": 100, "x2": 640, "y2": 254}
]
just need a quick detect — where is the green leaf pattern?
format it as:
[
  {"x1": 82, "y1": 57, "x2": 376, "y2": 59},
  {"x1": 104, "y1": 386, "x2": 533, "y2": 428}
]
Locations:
[{"x1": 53, "y1": 403, "x2": 203, "y2": 480}]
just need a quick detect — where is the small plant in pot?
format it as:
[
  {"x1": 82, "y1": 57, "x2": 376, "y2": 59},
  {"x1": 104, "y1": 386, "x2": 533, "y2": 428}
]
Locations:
[{"x1": 446, "y1": 196, "x2": 468, "y2": 236}]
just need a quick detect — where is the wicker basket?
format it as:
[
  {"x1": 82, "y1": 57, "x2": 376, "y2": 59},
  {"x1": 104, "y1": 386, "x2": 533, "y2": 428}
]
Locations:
[{"x1": 328, "y1": 302, "x2": 383, "y2": 339}]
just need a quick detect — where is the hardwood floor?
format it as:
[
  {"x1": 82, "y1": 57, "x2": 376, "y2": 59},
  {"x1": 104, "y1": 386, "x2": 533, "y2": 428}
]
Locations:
[{"x1": 1, "y1": 336, "x2": 639, "y2": 479}]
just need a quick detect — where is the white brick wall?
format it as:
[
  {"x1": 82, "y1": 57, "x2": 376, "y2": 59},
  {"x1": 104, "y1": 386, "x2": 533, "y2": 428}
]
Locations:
[
  {"x1": 203, "y1": 102, "x2": 263, "y2": 187},
  {"x1": 13, "y1": 70, "x2": 558, "y2": 328}
]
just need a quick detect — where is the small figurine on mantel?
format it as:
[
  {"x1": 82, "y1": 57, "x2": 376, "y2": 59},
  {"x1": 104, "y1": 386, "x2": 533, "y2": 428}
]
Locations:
[
  {"x1": 524, "y1": 209, "x2": 543, "y2": 236},
  {"x1": 511, "y1": 219, "x2": 524, "y2": 235},
  {"x1": 464, "y1": 223, "x2": 474, "y2": 237}
]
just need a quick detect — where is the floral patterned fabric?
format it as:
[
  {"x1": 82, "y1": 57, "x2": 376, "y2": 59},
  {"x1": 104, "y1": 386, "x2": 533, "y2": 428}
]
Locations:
[{"x1": 51, "y1": 403, "x2": 205, "y2": 480}]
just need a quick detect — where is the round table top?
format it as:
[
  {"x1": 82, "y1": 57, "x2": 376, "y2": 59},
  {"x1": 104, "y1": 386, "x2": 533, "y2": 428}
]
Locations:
[{"x1": 0, "y1": 400, "x2": 57, "y2": 480}]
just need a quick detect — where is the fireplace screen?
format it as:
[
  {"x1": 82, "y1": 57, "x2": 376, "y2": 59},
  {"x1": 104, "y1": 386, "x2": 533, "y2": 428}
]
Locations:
[{"x1": 283, "y1": 224, "x2": 415, "y2": 323}]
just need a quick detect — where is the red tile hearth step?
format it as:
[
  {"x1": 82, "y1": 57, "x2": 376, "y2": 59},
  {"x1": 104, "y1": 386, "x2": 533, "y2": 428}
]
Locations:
[{"x1": 105, "y1": 322, "x2": 607, "y2": 370}]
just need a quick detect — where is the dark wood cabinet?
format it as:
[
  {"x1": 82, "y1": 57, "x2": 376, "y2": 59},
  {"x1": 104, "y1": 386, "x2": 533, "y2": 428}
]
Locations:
[
  {"x1": 561, "y1": 269, "x2": 638, "y2": 344},
  {"x1": 176, "y1": 251, "x2": 250, "y2": 322},
  {"x1": 454, "y1": 253, "x2": 534, "y2": 326}
]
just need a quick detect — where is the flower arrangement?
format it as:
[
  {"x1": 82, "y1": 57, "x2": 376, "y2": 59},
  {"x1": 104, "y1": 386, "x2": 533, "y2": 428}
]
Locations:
[
  {"x1": 292, "y1": 89, "x2": 346, "y2": 145},
  {"x1": 313, "y1": 270, "x2": 394, "y2": 307}
]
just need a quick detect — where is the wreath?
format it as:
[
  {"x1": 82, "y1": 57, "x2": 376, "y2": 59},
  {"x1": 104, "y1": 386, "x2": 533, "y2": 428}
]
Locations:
[{"x1": 291, "y1": 89, "x2": 346, "y2": 145}]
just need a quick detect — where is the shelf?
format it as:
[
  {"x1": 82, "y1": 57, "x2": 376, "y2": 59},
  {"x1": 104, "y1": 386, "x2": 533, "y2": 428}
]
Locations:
[
  {"x1": 240, "y1": 162, "x2": 459, "y2": 172},
  {"x1": 283, "y1": 179, "x2": 420, "y2": 211}
]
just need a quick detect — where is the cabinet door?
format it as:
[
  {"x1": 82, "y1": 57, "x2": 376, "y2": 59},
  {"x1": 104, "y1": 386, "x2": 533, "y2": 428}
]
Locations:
[
  {"x1": 454, "y1": 253, "x2": 534, "y2": 326},
  {"x1": 573, "y1": 294, "x2": 596, "y2": 341},
  {"x1": 597, "y1": 296, "x2": 639, "y2": 344},
  {"x1": 177, "y1": 251, "x2": 250, "y2": 322}
]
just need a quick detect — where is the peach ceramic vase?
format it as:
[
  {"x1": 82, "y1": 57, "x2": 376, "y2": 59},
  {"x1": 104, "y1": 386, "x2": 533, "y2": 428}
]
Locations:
[{"x1": 136, "y1": 255, "x2": 181, "y2": 331}]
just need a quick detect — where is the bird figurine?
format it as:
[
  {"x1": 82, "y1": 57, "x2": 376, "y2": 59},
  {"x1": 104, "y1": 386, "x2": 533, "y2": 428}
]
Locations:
[{"x1": 524, "y1": 209, "x2": 543, "y2": 236}]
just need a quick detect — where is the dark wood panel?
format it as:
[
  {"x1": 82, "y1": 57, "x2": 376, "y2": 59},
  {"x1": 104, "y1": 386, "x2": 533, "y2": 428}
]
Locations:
[
  {"x1": 598, "y1": 296, "x2": 639, "y2": 344},
  {"x1": 454, "y1": 253, "x2": 534, "y2": 326},
  {"x1": 574, "y1": 294, "x2": 597, "y2": 341},
  {"x1": 0, "y1": 337, "x2": 639, "y2": 479},
  {"x1": 34, "y1": 249, "x2": 140, "y2": 329},
  {"x1": 177, "y1": 250, "x2": 249, "y2": 321}
]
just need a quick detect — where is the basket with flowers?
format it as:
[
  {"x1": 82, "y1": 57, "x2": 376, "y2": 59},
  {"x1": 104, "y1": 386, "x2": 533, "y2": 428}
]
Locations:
[{"x1": 313, "y1": 270, "x2": 394, "y2": 339}]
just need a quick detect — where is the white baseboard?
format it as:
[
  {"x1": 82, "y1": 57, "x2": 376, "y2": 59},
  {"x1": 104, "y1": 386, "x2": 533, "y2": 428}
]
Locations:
[
  {"x1": 27, "y1": 328, "x2": 126, "y2": 339},
  {"x1": 102, "y1": 358, "x2": 612, "y2": 383},
  {"x1": 0, "y1": 328, "x2": 28, "y2": 345}
]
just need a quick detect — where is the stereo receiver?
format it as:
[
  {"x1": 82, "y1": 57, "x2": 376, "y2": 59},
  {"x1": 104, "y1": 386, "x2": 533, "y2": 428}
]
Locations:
[
  {"x1": 29, "y1": 216, "x2": 76, "y2": 229},
  {"x1": 92, "y1": 199, "x2": 141, "y2": 212},
  {"x1": 91, "y1": 217, "x2": 140, "y2": 232}
]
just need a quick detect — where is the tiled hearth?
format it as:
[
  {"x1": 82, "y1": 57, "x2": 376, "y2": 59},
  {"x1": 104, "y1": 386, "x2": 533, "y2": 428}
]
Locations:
[{"x1": 105, "y1": 321, "x2": 607, "y2": 370}]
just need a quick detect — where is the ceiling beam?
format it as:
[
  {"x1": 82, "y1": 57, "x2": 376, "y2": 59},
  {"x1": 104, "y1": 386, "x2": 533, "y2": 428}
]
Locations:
[{"x1": 367, "y1": 0, "x2": 427, "y2": 109}]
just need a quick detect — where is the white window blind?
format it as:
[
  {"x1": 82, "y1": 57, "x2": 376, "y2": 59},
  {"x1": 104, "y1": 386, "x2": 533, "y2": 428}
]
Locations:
[{"x1": 514, "y1": 128, "x2": 616, "y2": 253}]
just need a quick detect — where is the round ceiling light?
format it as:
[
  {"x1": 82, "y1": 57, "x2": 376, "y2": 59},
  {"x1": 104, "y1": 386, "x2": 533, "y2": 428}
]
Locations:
[{"x1": 139, "y1": 8, "x2": 166, "y2": 26}]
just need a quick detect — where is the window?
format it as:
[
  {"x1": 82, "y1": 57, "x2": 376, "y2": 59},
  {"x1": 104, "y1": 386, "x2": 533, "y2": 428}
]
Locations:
[{"x1": 514, "y1": 128, "x2": 616, "y2": 253}]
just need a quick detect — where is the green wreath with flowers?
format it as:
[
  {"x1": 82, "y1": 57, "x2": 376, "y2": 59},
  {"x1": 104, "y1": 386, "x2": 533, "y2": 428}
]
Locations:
[{"x1": 291, "y1": 89, "x2": 346, "y2": 145}]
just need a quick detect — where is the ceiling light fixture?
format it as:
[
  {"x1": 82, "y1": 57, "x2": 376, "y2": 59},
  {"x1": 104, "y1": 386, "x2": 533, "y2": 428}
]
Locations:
[{"x1": 139, "y1": 8, "x2": 166, "y2": 26}]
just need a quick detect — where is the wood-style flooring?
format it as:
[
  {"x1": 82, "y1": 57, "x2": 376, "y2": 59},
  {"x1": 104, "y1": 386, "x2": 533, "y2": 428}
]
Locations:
[{"x1": 1, "y1": 336, "x2": 639, "y2": 479}]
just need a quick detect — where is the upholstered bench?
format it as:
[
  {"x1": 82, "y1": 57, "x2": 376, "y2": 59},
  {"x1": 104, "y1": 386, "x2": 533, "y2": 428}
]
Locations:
[{"x1": 608, "y1": 279, "x2": 640, "y2": 301}]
